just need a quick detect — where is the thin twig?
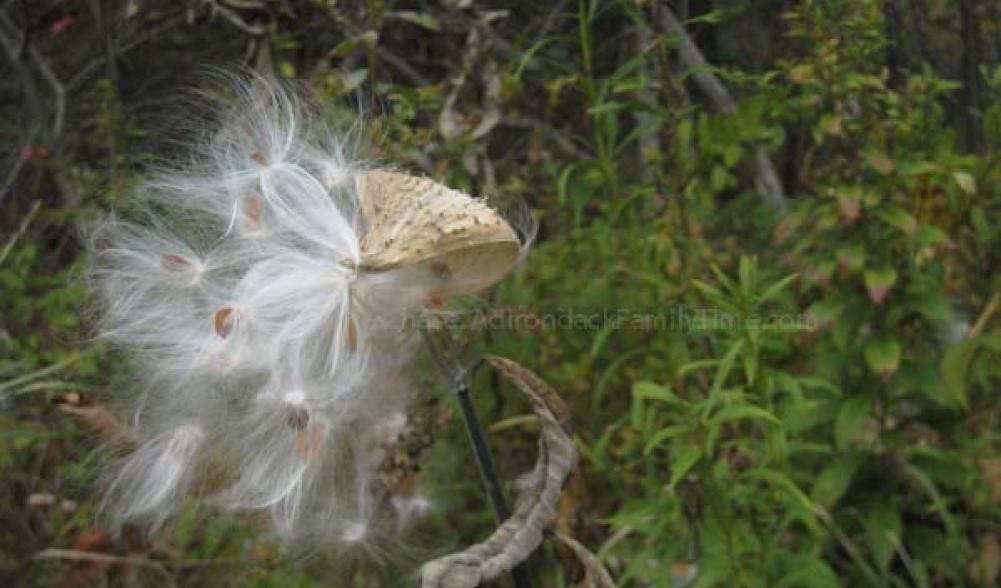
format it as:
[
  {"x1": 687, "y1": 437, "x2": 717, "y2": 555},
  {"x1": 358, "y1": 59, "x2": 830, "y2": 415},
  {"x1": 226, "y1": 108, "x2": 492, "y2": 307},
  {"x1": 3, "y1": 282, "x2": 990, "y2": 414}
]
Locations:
[
  {"x1": 658, "y1": 4, "x2": 786, "y2": 212},
  {"x1": 34, "y1": 549, "x2": 178, "y2": 587},
  {"x1": 0, "y1": 10, "x2": 66, "y2": 140},
  {"x1": 968, "y1": 292, "x2": 1000, "y2": 340},
  {"x1": 87, "y1": 0, "x2": 119, "y2": 90},
  {"x1": 0, "y1": 127, "x2": 37, "y2": 203},
  {"x1": 0, "y1": 199, "x2": 40, "y2": 265}
]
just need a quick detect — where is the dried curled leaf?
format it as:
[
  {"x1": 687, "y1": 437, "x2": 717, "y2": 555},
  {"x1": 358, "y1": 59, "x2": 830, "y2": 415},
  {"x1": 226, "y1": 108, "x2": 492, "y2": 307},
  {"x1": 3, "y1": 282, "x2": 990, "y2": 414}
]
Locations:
[
  {"x1": 53, "y1": 393, "x2": 140, "y2": 447},
  {"x1": 420, "y1": 356, "x2": 578, "y2": 588}
]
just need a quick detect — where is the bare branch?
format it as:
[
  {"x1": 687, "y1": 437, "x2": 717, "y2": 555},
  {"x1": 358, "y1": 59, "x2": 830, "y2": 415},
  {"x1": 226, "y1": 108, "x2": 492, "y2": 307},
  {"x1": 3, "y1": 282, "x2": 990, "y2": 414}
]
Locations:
[
  {"x1": 658, "y1": 4, "x2": 786, "y2": 211},
  {"x1": 0, "y1": 10, "x2": 65, "y2": 141},
  {"x1": 0, "y1": 199, "x2": 39, "y2": 264}
]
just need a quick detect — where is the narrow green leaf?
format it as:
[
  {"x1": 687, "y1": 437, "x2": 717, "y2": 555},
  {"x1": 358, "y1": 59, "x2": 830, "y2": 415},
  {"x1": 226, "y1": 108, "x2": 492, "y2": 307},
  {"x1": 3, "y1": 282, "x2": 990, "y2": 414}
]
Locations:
[
  {"x1": 704, "y1": 340, "x2": 745, "y2": 418},
  {"x1": 758, "y1": 273, "x2": 799, "y2": 304},
  {"x1": 876, "y1": 204, "x2": 918, "y2": 236},
  {"x1": 643, "y1": 425, "x2": 693, "y2": 455},
  {"x1": 388, "y1": 10, "x2": 442, "y2": 31},
  {"x1": 632, "y1": 381, "x2": 684, "y2": 406},
  {"x1": 710, "y1": 404, "x2": 781, "y2": 427},
  {"x1": 811, "y1": 455, "x2": 862, "y2": 509},
  {"x1": 940, "y1": 341, "x2": 974, "y2": 409},
  {"x1": 863, "y1": 497, "x2": 902, "y2": 572},
  {"x1": 669, "y1": 445, "x2": 702, "y2": 487}
]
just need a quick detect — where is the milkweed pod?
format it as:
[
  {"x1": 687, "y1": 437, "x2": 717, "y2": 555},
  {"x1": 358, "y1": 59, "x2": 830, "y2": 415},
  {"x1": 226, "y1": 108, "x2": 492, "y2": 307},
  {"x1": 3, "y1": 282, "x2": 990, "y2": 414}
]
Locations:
[{"x1": 355, "y1": 171, "x2": 525, "y2": 296}]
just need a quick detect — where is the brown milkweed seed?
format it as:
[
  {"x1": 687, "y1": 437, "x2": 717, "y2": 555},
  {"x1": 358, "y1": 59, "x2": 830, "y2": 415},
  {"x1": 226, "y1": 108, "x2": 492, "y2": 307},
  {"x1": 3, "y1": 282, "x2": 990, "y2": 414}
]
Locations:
[{"x1": 214, "y1": 307, "x2": 237, "y2": 338}]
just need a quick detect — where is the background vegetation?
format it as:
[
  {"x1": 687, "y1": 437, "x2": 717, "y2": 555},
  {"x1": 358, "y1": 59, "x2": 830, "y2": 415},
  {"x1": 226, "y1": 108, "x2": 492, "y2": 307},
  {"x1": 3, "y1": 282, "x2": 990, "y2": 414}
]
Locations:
[{"x1": 2, "y1": 0, "x2": 1001, "y2": 586}]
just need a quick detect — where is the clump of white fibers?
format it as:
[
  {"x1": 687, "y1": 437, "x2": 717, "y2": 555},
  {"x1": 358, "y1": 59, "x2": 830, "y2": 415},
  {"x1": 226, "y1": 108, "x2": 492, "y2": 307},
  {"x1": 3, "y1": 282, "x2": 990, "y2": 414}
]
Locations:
[{"x1": 87, "y1": 76, "x2": 531, "y2": 553}]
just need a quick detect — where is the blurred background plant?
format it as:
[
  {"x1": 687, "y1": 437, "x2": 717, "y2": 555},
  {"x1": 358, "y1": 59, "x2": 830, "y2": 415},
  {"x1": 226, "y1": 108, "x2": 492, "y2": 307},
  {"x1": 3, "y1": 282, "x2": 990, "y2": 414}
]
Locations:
[{"x1": 2, "y1": 0, "x2": 1000, "y2": 586}]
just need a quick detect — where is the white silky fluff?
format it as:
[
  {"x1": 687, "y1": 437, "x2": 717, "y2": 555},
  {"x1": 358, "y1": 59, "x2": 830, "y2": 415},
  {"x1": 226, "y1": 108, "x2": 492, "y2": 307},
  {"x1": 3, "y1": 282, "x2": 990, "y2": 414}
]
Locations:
[{"x1": 88, "y1": 77, "x2": 500, "y2": 549}]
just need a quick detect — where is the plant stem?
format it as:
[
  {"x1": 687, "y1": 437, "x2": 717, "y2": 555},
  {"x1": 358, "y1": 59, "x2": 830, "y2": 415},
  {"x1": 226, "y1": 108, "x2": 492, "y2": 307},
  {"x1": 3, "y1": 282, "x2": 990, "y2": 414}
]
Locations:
[{"x1": 419, "y1": 327, "x2": 533, "y2": 588}]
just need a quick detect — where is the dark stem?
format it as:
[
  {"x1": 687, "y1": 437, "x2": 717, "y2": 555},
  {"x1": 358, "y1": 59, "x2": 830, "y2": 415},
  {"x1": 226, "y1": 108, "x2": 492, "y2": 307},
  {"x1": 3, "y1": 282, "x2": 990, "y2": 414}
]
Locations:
[{"x1": 419, "y1": 327, "x2": 533, "y2": 588}]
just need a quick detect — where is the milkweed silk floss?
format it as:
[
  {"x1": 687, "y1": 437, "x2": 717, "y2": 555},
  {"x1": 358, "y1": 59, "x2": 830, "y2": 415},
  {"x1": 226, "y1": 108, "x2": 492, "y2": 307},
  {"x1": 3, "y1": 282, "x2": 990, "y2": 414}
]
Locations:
[{"x1": 87, "y1": 75, "x2": 531, "y2": 557}]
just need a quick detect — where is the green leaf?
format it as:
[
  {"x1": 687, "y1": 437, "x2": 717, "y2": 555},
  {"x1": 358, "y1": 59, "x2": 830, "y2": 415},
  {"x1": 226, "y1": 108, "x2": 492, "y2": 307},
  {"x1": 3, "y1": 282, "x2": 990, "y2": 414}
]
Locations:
[
  {"x1": 914, "y1": 224, "x2": 950, "y2": 247},
  {"x1": 940, "y1": 340, "x2": 974, "y2": 409},
  {"x1": 706, "y1": 404, "x2": 779, "y2": 454},
  {"x1": 710, "y1": 404, "x2": 781, "y2": 427},
  {"x1": 739, "y1": 256, "x2": 755, "y2": 299},
  {"x1": 704, "y1": 340, "x2": 744, "y2": 417},
  {"x1": 836, "y1": 244, "x2": 866, "y2": 273},
  {"x1": 835, "y1": 395, "x2": 876, "y2": 450},
  {"x1": 811, "y1": 455, "x2": 862, "y2": 509},
  {"x1": 876, "y1": 204, "x2": 918, "y2": 236},
  {"x1": 388, "y1": 10, "x2": 442, "y2": 31},
  {"x1": 758, "y1": 273, "x2": 799, "y2": 304},
  {"x1": 807, "y1": 295, "x2": 848, "y2": 325},
  {"x1": 632, "y1": 381, "x2": 683, "y2": 406},
  {"x1": 742, "y1": 349, "x2": 758, "y2": 387},
  {"x1": 643, "y1": 425, "x2": 693, "y2": 455},
  {"x1": 863, "y1": 497, "x2": 902, "y2": 572},
  {"x1": 863, "y1": 266, "x2": 897, "y2": 304},
  {"x1": 709, "y1": 263, "x2": 740, "y2": 297},
  {"x1": 865, "y1": 335, "x2": 901, "y2": 375},
  {"x1": 774, "y1": 556, "x2": 841, "y2": 588},
  {"x1": 864, "y1": 151, "x2": 895, "y2": 175},
  {"x1": 586, "y1": 100, "x2": 626, "y2": 116},
  {"x1": 692, "y1": 279, "x2": 739, "y2": 315},
  {"x1": 588, "y1": 321, "x2": 616, "y2": 360},
  {"x1": 742, "y1": 469, "x2": 819, "y2": 531},
  {"x1": 669, "y1": 445, "x2": 702, "y2": 488}
]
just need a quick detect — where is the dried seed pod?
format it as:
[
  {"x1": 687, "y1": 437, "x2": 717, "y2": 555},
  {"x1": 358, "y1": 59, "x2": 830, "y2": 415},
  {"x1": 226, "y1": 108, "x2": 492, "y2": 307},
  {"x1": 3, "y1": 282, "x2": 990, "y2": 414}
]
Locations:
[
  {"x1": 356, "y1": 171, "x2": 522, "y2": 295},
  {"x1": 552, "y1": 533, "x2": 617, "y2": 588},
  {"x1": 420, "y1": 356, "x2": 577, "y2": 588}
]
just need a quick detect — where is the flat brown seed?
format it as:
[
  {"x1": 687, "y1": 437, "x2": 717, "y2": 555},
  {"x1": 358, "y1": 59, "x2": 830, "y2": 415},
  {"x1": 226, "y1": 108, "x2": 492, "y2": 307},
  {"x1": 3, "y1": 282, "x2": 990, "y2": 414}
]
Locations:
[
  {"x1": 294, "y1": 422, "x2": 326, "y2": 460},
  {"x1": 214, "y1": 307, "x2": 236, "y2": 338},
  {"x1": 161, "y1": 254, "x2": 191, "y2": 271},
  {"x1": 345, "y1": 318, "x2": 358, "y2": 350},
  {"x1": 250, "y1": 151, "x2": 268, "y2": 166},
  {"x1": 243, "y1": 194, "x2": 263, "y2": 231}
]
